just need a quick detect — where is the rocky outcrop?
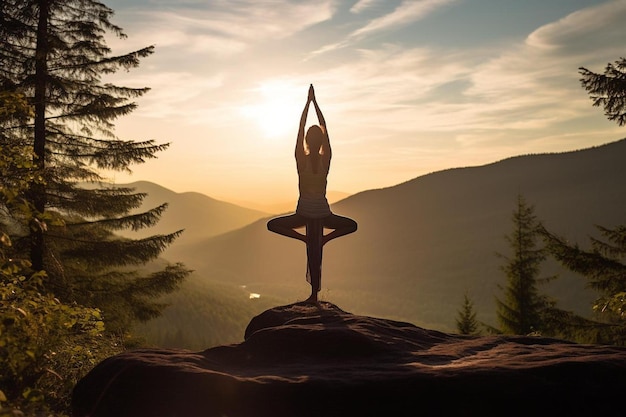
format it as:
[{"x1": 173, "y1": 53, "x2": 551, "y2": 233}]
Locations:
[{"x1": 72, "y1": 302, "x2": 626, "y2": 417}]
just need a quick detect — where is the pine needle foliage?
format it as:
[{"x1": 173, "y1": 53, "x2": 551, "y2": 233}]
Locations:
[
  {"x1": 1, "y1": 91, "x2": 121, "y2": 416},
  {"x1": 0, "y1": 0, "x2": 191, "y2": 333},
  {"x1": 456, "y1": 292, "x2": 479, "y2": 335},
  {"x1": 535, "y1": 55, "x2": 626, "y2": 345},
  {"x1": 541, "y1": 225, "x2": 626, "y2": 345},
  {"x1": 495, "y1": 195, "x2": 554, "y2": 336},
  {"x1": 579, "y1": 57, "x2": 626, "y2": 126}
]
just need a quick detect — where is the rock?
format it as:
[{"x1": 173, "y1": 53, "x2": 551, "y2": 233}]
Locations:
[{"x1": 72, "y1": 302, "x2": 626, "y2": 417}]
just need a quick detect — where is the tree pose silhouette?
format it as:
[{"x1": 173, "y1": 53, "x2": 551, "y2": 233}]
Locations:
[{"x1": 267, "y1": 85, "x2": 357, "y2": 303}]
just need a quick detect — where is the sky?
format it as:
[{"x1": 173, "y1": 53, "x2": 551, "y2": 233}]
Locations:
[{"x1": 102, "y1": 0, "x2": 626, "y2": 206}]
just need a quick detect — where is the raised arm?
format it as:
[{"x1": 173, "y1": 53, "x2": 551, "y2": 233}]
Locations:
[
  {"x1": 295, "y1": 86, "x2": 312, "y2": 162},
  {"x1": 310, "y1": 86, "x2": 331, "y2": 162}
]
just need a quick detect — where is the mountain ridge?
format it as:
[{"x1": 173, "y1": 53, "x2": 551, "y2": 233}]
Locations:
[{"x1": 113, "y1": 180, "x2": 270, "y2": 247}]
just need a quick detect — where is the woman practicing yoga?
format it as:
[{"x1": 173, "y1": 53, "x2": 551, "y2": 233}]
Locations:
[{"x1": 267, "y1": 84, "x2": 357, "y2": 303}]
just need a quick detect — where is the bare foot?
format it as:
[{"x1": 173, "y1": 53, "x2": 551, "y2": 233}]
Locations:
[{"x1": 304, "y1": 293, "x2": 319, "y2": 305}]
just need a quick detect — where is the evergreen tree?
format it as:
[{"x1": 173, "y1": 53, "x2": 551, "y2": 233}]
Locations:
[
  {"x1": 0, "y1": 0, "x2": 190, "y2": 333},
  {"x1": 541, "y1": 225, "x2": 626, "y2": 344},
  {"x1": 1, "y1": 89, "x2": 120, "y2": 415},
  {"x1": 495, "y1": 195, "x2": 554, "y2": 335},
  {"x1": 536, "y1": 56, "x2": 626, "y2": 345},
  {"x1": 456, "y1": 292, "x2": 479, "y2": 335},
  {"x1": 579, "y1": 57, "x2": 626, "y2": 126}
]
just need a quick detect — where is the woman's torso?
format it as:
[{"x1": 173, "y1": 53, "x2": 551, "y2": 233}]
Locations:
[{"x1": 296, "y1": 156, "x2": 330, "y2": 218}]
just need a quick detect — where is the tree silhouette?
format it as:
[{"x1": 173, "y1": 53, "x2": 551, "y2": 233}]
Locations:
[
  {"x1": 538, "y1": 57, "x2": 626, "y2": 345},
  {"x1": 0, "y1": 0, "x2": 190, "y2": 333},
  {"x1": 456, "y1": 292, "x2": 479, "y2": 335},
  {"x1": 496, "y1": 195, "x2": 553, "y2": 335},
  {"x1": 541, "y1": 225, "x2": 626, "y2": 344},
  {"x1": 579, "y1": 57, "x2": 626, "y2": 126}
]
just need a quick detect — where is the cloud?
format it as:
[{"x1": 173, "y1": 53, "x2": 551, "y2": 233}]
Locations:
[
  {"x1": 295, "y1": 0, "x2": 626, "y2": 162},
  {"x1": 462, "y1": 0, "x2": 626, "y2": 137},
  {"x1": 107, "y1": 71, "x2": 227, "y2": 121},
  {"x1": 527, "y1": 0, "x2": 626, "y2": 60},
  {"x1": 296, "y1": 45, "x2": 478, "y2": 140},
  {"x1": 313, "y1": 0, "x2": 458, "y2": 55},
  {"x1": 350, "y1": 0, "x2": 382, "y2": 14},
  {"x1": 351, "y1": 0, "x2": 457, "y2": 39},
  {"x1": 108, "y1": 0, "x2": 335, "y2": 57}
]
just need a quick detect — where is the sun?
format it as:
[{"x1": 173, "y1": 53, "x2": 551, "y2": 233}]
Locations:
[{"x1": 240, "y1": 81, "x2": 302, "y2": 140}]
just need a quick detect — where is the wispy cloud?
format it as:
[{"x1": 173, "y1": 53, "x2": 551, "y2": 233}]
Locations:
[
  {"x1": 313, "y1": 0, "x2": 458, "y2": 55},
  {"x1": 109, "y1": 71, "x2": 226, "y2": 121},
  {"x1": 350, "y1": 0, "x2": 383, "y2": 14},
  {"x1": 351, "y1": 0, "x2": 457, "y2": 39},
  {"x1": 292, "y1": 0, "x2": 626, "y2": 166},
  {"x1": 464, "y1": 0, "x2": 626, "y2": 133},
  {"x1": 110, "y1": 0, "x2": 335, "y2": 55},
  {"x1": 526, "y1": 0, "x2": 626, "y2": 60}
]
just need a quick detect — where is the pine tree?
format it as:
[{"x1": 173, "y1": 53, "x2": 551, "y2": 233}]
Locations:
[
  {"x1": 541, "y1": 226, "x2": 626, "y2": 344},
  {"x1": 579, "y1": 57, "x2": 626, "y2": 126},
  {"x1": 1, "y1": 88, "x2": 119, "y2": 415},
  {"x1": 495, "y1": 195, "x2": 553, "y2": 335},
  {"x1": 536, "y1": 56, "x2": 626, "y2": 345},
  {"x1": 456, "y1": 292, "x2": 479, "y2": 335},
  {"x1": 0, "y1": 0, "x2": 190, "y2": 333}
]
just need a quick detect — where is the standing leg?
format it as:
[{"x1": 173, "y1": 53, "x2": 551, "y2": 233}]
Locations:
[{"x1": 305, "y1": 218, "x2": 323, "y2": 303}]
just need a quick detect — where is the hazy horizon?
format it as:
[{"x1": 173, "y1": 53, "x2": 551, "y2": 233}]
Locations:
[
  {"x1": 99, "y1": 0, "x2": 626, "y2": 203},
  {"x1": 116, "y1": 138, "x2": 624, "y2": 210}
]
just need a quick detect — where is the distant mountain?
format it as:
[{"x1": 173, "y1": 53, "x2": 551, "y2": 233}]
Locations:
[
  {"x1": 168, "y1": 138, "x2": 626, "y2": 332},
  {"x1": 114, "y1": 181, "x2": 269, "y2": 249}
]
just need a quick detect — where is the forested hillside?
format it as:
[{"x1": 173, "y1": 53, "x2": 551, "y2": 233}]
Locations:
[{"x1": 135, "y1": 274, "x2": 285, "y2": 349}]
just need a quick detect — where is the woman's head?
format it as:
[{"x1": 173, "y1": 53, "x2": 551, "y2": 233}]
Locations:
[{"x1": 305, "y1": 125, "x2": 325, "y2": 155}]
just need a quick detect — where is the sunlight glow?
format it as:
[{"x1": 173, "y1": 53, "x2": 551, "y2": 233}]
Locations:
[{"x1": 240, "y1": 81, "x2": 302, "y2": 139}]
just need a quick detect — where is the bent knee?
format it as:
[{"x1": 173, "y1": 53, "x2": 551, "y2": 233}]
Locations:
[
  {"x1": 267, "y1": 218, "x2": 279, "y2": 231},
  {"x1": 347, "y1": 218, "x2": 358, "y2": 232}
]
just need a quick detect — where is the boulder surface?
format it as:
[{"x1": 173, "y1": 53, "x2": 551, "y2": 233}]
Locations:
[{"x1": 72, "y1": 302, "x2": 626, "y2": 417}]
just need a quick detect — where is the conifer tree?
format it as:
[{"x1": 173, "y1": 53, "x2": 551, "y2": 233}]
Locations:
[
  {"x1": 537, "y1": 57, "x2": 626, "y2": 345},
  {"x1": 1, "y1": 88, "x2": 119, "y2": 415},
  {"x1": 495, "y1": 195, "x2": 553, "y2": 335},
  {"x1": 579, "y1": 57, "x2": 626, "y2": 126},
  {"x1": 542, "y1": 224, "x2": 626, "y2": 344},
  {"x1": 0, "y1": 0, "x2": 190, "y2": 333},
  {"x1": 456, "y1": 292, "x2": 479, "y2": 335}
]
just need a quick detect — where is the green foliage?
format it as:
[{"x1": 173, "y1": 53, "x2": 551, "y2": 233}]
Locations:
[
  {"x1": 1, "y1": 94, "x2": 121, "y2": 416},
  {"x1": 43, "y1": 217, "x2": 189, "y2": 332},
  {"x1": 579, "y1": 57, "x2": 626, "y2": 126},
  {"x1": 495, "y1": 195, "x2": 556, "y2": 335},
  {"x1": 0, "y1": 272, "x2": 112, "y2": 414},
  {"x1": 0, "y1": 91, "x2": 33, "y2": 121},
  {"x1": 456, "y1": 292, "x2": 479, "y2": 335},
  {"x1": 541, "y1": 225, "x2": 626, "y2": 344}
]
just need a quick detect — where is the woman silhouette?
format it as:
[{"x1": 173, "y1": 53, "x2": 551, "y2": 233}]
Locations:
[{"x1": 267, "y1": 84, "x2": 357, "y2": 303}]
